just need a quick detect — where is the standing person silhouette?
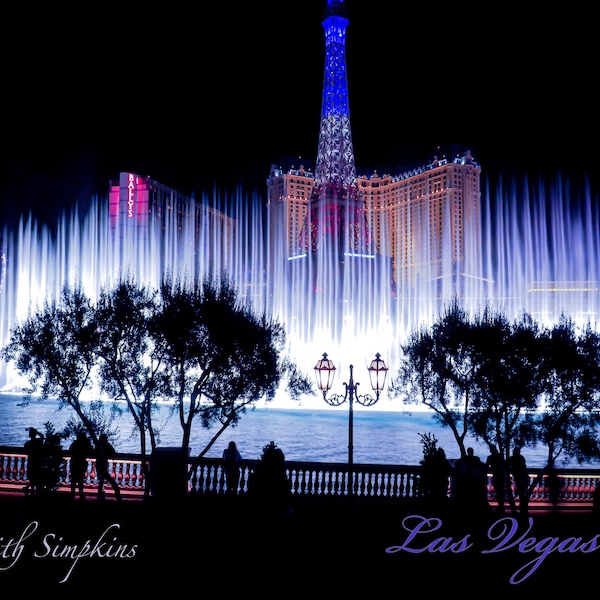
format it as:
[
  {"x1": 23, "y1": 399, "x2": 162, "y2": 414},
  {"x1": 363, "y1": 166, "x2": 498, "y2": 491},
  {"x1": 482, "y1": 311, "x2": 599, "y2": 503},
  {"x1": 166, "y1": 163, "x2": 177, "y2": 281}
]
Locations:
[
  {"x1": 452, "y1": 447, "x2": 490, "y2": 517},
  {"x1": 95, "y1": 433, "x2": 116, "y2": 500},
  {"x1": 421, "y1": 447, "x2": 452, "y2": 511},
  {"x1": 69, "y1": 431, "x2": 93, "y2": 501},
  {"x1": 223, "y1": 441, "x2": 243, "y2": 495},
  {"x1": 510, "y1": 447, "x2": 530, "y2": 516},
  {"x1": 248, "y1": 441, "x2": 291, "y2": 519},
  {"x1": 486, "y1": 445, "x2": 507, "y2": 515},
  {"x1": 23, "y1": 427, "x2": 44, "y2": 496}
]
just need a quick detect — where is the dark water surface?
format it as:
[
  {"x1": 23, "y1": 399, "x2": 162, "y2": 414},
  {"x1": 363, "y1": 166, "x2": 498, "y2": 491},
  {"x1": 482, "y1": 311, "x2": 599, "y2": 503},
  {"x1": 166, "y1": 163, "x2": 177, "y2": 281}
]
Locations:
[{"x1": 0, "y1": 393, "x2": 593, "y2": 468}]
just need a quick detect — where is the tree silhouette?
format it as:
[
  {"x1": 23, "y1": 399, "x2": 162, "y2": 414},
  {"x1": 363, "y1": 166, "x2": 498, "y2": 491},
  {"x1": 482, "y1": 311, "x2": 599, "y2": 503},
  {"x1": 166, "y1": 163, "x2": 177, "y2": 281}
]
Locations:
[
  {"x1": 531, "y1": 318, "x2": 600, "y2": 472},
  {"x1": 1, "y1": 285, "x2": 122, "y2": 500},
  {"x1": 94, "y1": 275, "x2": 165, "y2": 498},
  {"x1": 390, "y1": 299, "x2": 478, "y2": 459},
  {"x1": 155, "y1": 275, "x2": 312, "y2": 476},
  {"x1": 391, "y1": 300, "x2": 600, "y2": 515},
  {"x1": 2, "y1": 276, "x2": 313, "y2": 498}
]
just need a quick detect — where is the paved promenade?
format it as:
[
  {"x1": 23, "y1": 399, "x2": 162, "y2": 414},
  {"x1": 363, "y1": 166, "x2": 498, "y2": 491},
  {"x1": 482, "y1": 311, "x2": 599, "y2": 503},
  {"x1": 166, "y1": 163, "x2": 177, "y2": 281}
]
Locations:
[{"x1": 0, "y1": 488, "x2": 598, "y2": 596}]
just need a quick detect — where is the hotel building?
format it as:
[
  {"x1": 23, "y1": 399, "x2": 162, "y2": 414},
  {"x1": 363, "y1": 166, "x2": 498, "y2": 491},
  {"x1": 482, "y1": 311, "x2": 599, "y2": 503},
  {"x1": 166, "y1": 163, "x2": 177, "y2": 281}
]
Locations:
[
  {"x1": 267, "y1": 147, "x2": 483, "y2": 297},
  {"x1": 109, "y1": 172, "x2": 235, "y2": 275}
]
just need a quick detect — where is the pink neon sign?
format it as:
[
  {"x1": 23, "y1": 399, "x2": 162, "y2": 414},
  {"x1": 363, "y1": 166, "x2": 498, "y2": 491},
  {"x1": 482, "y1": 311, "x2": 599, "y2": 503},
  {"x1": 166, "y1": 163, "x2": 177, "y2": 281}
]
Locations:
[{"x1": 127, "y1": 173, "x2": 135, "y2": 218}]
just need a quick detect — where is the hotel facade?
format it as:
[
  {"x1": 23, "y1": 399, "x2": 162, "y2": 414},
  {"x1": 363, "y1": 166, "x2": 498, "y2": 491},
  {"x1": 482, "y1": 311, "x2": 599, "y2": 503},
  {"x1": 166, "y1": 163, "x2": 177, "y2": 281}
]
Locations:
[{"x1": 267, "y1": 147, "x2": 483, "y2": 297}]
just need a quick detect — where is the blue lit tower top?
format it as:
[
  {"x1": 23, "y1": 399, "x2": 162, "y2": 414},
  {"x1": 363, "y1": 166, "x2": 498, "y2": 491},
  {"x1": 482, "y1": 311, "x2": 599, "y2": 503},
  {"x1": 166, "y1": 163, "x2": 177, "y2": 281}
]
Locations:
[
  {"x1": 315, "y1": 0, "x2": 356, "y2": 190},
  {"x1": 299, "y1": 0, "x2": 373, "y2": 255}
]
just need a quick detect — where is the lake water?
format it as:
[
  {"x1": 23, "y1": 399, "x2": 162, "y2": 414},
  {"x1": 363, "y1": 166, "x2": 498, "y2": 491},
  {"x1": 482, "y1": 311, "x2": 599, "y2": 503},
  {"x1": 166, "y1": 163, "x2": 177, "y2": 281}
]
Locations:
[{"x1": 0, "y1": 393, "x2": 596, "y2": 469}]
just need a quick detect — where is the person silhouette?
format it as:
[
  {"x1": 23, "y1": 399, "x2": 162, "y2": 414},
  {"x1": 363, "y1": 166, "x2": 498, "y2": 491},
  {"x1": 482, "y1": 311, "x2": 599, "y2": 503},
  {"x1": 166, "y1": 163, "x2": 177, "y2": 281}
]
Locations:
[
  {"x1": 95, "y1": 433, "x2": 116, "y2": 500},
  {"x1": 452, "y1": 447, "x2": 489, "y2": 517},
  {"x1": 421, "y1": 447, "x2": 452, "y2": 510},
  {"x1": 23, "y1": 427, "x2": 44, "y2": 496},
  {"x1": 486, "y1": 446, "x2": 507, "y2": 514},
  {"x1": 69, "y1": 431, "x2": 93, "y2": 500},
  {"x1": 248, "y1": 441, "x2": 291, "y2": 519},
  {"x1": 222, "y1": 441, "x2": 243, "y2": 495},
  {"x1": 510, "y1": 447, "x2": 529, "y2": 516}
]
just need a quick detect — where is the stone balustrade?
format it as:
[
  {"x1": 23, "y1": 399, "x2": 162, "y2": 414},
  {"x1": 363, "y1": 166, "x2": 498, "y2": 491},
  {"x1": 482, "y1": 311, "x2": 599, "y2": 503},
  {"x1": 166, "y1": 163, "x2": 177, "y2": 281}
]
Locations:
[{"x1": 0, "y1": 446, "x2": 598, "y2": 506}]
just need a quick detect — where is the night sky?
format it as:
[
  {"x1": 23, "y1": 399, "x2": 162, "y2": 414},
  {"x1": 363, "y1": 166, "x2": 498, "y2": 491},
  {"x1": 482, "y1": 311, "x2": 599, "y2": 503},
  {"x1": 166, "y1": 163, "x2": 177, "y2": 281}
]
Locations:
[{"x1": 2, "y1": 1, "x2": 597, "y2": 229}]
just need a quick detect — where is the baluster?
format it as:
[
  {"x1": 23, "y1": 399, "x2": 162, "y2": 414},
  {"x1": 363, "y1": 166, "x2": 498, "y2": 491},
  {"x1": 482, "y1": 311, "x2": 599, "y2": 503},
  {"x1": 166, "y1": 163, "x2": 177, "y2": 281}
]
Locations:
[
  {"x1": 205, "y1": 464, "x2": 212, "y2": 493},
  {"x1": 188, "y1": 464, "x2": 197, "y2": 493},
  {"x1": 237, "y1": 465, "x2": 244, "y2": 495},
  {"x1": 572, "y1": 476, "x2": 581, "y2": 501},
  {"x1": 355, "y1": 471, "x2": 362, "y2": 497},
  {"x1": 334, "y1": 470, "x2": 341, "y2": 496},
  {"x1": 410, "y1": 473, "x2": 418, "y2": 498},
  {"x1": 113, "y1": 461, "x2": 120, "y2": 486},
  {"x1": 287, "y1": 468, "x2": 295, "y2": 494},
  {"x1": 399, "y1": 472, "x2": 406, "y2": 498},
  {"x1": 529, "y1": 481, "x2": 542, "y2": 501},
  {"x1": 564, "y1": 476, "x2": 573, "y2": 500},
  {"x1": 585, "y1": 476, "x2": 593, "y2": 500},
  {"x1": 581, "y1": 476, "x2": 591, "y2": 500},
  {"x1": 197, "y1": 464, "x2": 206, "y2": 494},
  {"x1": 18, "y1": 456, "x2": 26, "y2": 481},
  {"x1": 589, "y1": 477, "x2": 598, "y2": 500},
  {"x1": 303, "y1": 469, "x2": 310, "y2": 495},
  {"x1": 111, "y1": 460, "x2": 119, "y2": 485},
  {"x1": 535, "y1": 476, "x2": 544, "y2": 502},
  {"x1": 385, "y1": 472, "x2": 393, "y2": 498},
  {"x1": 212, "y1": 464, "x2": 220, "y2": 494},
  {"x1": 295, "y1": 468, "x2": 303, "y2": 495},
  {"x1": 356, "y1": 471, "x2": 363, "y2": 498},
  {"x1": 373, "y1": 472, "x2": 380, "y2": 497},
  {"x1": 123, "y1": 462, "x2": 131, "y2": 487},
  {"x1": 218, "y1": 465, "x2": 225, "y2": 494}
]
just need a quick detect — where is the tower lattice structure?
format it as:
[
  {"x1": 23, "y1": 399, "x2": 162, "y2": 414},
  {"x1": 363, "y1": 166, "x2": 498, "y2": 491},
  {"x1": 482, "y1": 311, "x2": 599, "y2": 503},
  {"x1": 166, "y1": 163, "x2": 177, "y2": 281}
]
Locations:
[{"x1": 298, "y1": 0, "x2": 374, "y2": 256}]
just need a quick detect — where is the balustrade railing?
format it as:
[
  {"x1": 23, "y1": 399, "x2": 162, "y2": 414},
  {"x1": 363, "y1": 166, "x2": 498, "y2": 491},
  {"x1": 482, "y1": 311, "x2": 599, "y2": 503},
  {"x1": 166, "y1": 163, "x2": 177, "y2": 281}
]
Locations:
[
  {"x1": 0, "y1": 446, "x2": 146, "y2": 496},
  {"x1": 0, "y1": 446, "x2": 598, "y2": 506},
  {"x1": 188, "y1": 459, "x2": 421, "y2": 501}
]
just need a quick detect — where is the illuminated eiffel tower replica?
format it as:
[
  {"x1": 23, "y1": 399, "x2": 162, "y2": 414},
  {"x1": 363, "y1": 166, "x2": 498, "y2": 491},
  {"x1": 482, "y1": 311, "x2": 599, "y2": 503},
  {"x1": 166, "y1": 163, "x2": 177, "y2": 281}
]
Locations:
[{"x1": 292, "y1": 0, "x2": 393, "y2": 340}]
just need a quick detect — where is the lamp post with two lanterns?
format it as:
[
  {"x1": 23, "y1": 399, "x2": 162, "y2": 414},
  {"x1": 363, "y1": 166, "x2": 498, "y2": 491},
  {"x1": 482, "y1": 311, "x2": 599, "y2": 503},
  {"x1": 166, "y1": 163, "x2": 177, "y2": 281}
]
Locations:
[{"x1": 314, "y1": 352, "x2": 388, "y2": 499}]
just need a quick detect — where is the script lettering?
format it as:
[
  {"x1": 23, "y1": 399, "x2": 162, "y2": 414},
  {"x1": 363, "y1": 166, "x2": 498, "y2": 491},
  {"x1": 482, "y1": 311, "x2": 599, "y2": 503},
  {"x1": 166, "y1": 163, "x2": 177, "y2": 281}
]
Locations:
[{"x1": 385, "y1": 515, "x2": 473, "y2": 554}]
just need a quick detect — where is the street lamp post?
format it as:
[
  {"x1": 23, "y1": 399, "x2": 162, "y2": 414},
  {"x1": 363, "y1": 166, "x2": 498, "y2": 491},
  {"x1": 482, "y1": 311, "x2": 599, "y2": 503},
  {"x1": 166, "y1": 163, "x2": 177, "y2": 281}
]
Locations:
[{"x1": 314, "y1": 352, "x2": 388, "y2": 499}]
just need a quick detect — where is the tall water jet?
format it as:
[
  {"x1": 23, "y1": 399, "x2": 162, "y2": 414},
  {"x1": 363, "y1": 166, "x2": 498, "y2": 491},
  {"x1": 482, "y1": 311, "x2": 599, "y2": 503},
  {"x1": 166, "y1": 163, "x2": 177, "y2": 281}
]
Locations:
[{"x1": 1, "y1": 1, "x2": 598, "y2": 404}]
